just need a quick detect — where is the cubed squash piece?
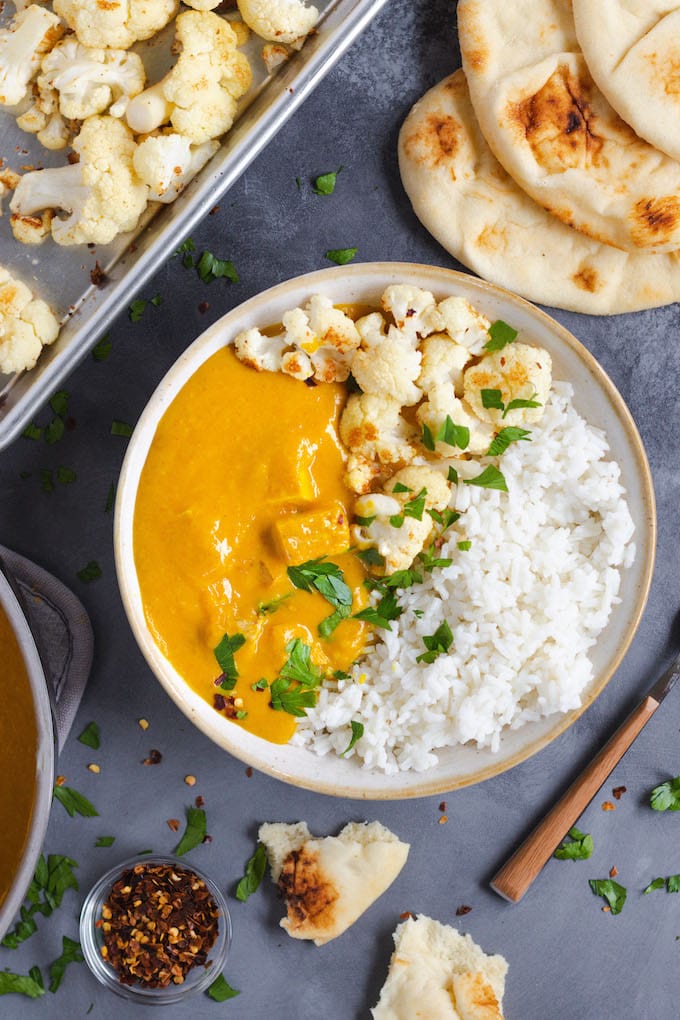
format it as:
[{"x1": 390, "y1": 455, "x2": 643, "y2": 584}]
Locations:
[{"x1": 273, "y1": 501, "x2": 350, "y2": 564}]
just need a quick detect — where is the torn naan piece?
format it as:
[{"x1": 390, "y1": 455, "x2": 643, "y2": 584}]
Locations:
[
  {"x1": 459, "y1": 0, "x2": 680, "y2": 253},
  {"x1": 398, "y1": 70, "x2": 680, "y2": 314},
  {"x1": 259, "y1": 820, "x2": 409, "y2": 946},
  {"x1": 371, "y1": 914, "x2": 507, "y2": 1020},
  {"x1": 573, "y1": 1, "x2": 680, "y2": 164}
]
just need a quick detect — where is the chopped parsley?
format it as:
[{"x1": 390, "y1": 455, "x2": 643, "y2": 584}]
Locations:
[
  {"x1": 94, "y1": 836, "x2": 115, "y2": 848},
  {"x1": 484, "y1": 319, "x2": 518, "y2": 352},
  {"x1": 355, "y1": 547, "x2": 385, "y2": 568},
  {"x1": 129, "y1": 299, "x2": 146, "y2": 322},
  {"x1": 50, "y1": 390, "x2": 69, "y2": 417},
  {"x1": 56, "y1": 466, "x2": 76, "y2": 485},
  {"x1": 53, "y1": 785, "x2": 98, "y2": 818},
  {"x1": 457, "y1": 540, "x2": 472, "y2": 552},
  {"x1": 463, "y1": 465, "x2": 508, "y2": 492},
  {"x1": 235, "y1": 842, "x2": 267, "y2": 902},
  {"x1": 1, "y1": 854, "x2": 78, "y2": 949},
  {"x1": 150, "y1": 294, "x2": 162, "y2": 308},
  {"x1": 92, "y1": 333, "x2": 112, "y2": 361},
  {"x1": 176, "y1": 238, "x2": 196, "y2": 268},
  {"x1": 480, "y1": 389, "x2": 541, "y2": 419},
  {"x1": 110, "y1": 420, "x2": 133, "y2": 438},
  {"x1": 325, "y1": 247, "x2": 358, "y2": 265},
  {"x1": 173, "y1": 805, "x2": 207, "y2": 856},
  {"x1": 44, "y1": 416, "x2": 65, "y2": 445},
  {"x1": 589, "y1": 878, "x2": 626, "y2": 915},
  {"x1": 287, "y1": 557, "x2": 352, "y2": 637},
  {"x1": 313, "y1": 166, "x2": 342, "y2": 195},
  {"x1": 196, "y1": 251, "x2": 238, "y2": 284},
  {"x1": 643, "y1": 874, "x2": 680, "y2": 893},
  {"x1": 48, "y1": 936, "x2": 84, "y2": 992},
  {"x1": 436, "y1": 415, "x2": 470, "y2": 450},
  {"x1": 421, "y1": 423, "x2": 436, "y2": 452},
  {"x1": 447, "y1": 466, "x2": 459, "y2": 484},
  {"x1": 354, "y1": 590, "x2": 402, "y2": 630},
  {"x1": 416, "y1": 620, "x2": 453, "y2": 664},
  {"x1": 553, "y1": 826, "x2": 593, "y2": 861},
  {"x1": 214, "y1": 632, "x2": 246, "y2": 690},
  {"x1": 427, "y1": 508, "x2": 460, "y2": 529},
  {"x1": 340, "y1": 720, "x2": 364, "y2": 756},
  {"x1": 77, "y1": 722, "x2": 100, "y2": 750},
  {"x1": 251, "y1": 678, "x2": 268, "y2": 691},
  {"x1": 355, "y1": 514, "x2": 376, "y2": 527},
  {"x1": 650, "y1": 776, "x2": 680, "y2": 811},
  {"x1": 256, "y1": 593, "x2": 292, "y2": 615},
  {"x1": 207, "y1": 975, "x2": 240, "y2": 1001},
  {"x1": 0, "y1": 968, "x2": 44, "y2": 999},
  {"x1": 269, "y1": 639, "x2": 323, "y2": 716},
  {"x1": 76, "y1": 561, "x2": 101, "y2": 583},
  {"x1": 644, "y1": 877, "x2": 666, "y2": 894},
  {"x1": 418, "y1": 545, "x2": 453, "y2": 572},
  {"x1": 487, "y1": 426, "x2": 532, "y2": 457},
  {"x1": 104, "y1": 481, "x2": 116, "y2": 513},
  {"x1": 40, "y1": 469, "x2": 54, "y2": 494},
  {"x1": 22, "y1": 422, "x2": 42, "y2": 440}
]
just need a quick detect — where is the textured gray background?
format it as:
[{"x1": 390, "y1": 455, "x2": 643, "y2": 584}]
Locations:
[{"x1": 1, "y1": 1, "x2": 680, "y2": 1016}]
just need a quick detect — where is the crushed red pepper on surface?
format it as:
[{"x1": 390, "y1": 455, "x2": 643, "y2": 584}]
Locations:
[
  {"x1": 399, "y1": 911, "x2": 414, "y2": 920},
  {"x1": 456, "y1": 905, "x2": 472, "y2": 916},
  {"x1": 245, "y1": 767, "x2": 253, "y2": 778},
  {"x1": 602, "y1": 801, "x2": 615, "y2": 812},
  {"x1": 609, "y1": 866, "x2": 618, "y2": 878},
  {"x1": 167, "y1": 819, "x2": 180, "y2": 832},
  {"x1": 98, "y1": 862, "x2": 219, "y2": 988},
  {"x1": 612, "y1": 786, "x2": 627, "y2": 800},
  {"x1": 143, "y1": 749, "x2": 163, "y2": 766},
  {"x1": 438, "y1": 801, "x2": 447, "y2": 812}
]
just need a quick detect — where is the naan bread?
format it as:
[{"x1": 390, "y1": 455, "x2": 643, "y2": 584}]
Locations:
[
  {"x1": 371, "y1": 914, "x2": 507, "y2": 1020},
  {"x1": 573, "y1": 1, "x2": 680, "y2": 164},
  {"x1": 458, "y1": 0, "x2": 680, "y2": 253},
  {"x1": 258, "y1": 820, "x2": 409, "y2": 946},
  {"x1": 398, "y1": 70, "x2": 680, "y2": 314}
]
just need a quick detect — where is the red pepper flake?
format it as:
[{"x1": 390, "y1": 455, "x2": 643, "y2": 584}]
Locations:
[
  {"x1": 399, "y1": 911, "x2": 414, "y2": 920},
  {"x1": 213, "y1": 694, "x2": 226, "y2": 710},
  {"x1": 602, "y1": 905, "x2": 611, "y2": 913},
  {"x1": 202, "y1": 834, "x2": 213, "y2": 844},
  {"x1": 90, "y1": 261, "x2": 106, "y2": 287},
  {"x1": 142, "y1": 749, "x2": 163, "y2": 766},
  {"x1": 166, "y1": 819, "x2": 180, "y2": 832},
  {"x1": 209, "y1": 205, "x2": 220, "y2": 216},
  {"x1": 456, "y1": 905, "x2": 472, "y2": 916},
  {"x1": 612, "y1": 786, "x2": 627, "y2": 800},
  {"x1": 609, "y1": 866, "x2": 618, "y2": 878},
  {"x1": 198, "y1": 301, "x2": 210, "y2": 314},
  {"x1": 55, "y1": 774, "x2": 66, "y2": 787},
  {"x1": 195, "y1": 795, "x2": 205, "y2": 809},
  {"x1": 245, "y1": 767, "x2": 253, "y2": 778},
  {"x1": 602, "y1": 801, "x2": 615, "y2": 812},
  {"x1": 438, "y1": 801, "x2": 447, "y2": 812},
  {"x1": 100, "y1": 862, "x2": 219, "y2": 988}
]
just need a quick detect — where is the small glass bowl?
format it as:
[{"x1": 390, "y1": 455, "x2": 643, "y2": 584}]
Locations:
[{"x1": 79, "y1": 854, "x2": 232, "y2": 1005}]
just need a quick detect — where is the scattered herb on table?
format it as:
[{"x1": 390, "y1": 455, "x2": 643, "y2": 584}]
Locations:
[
  {"x1": 173, "y1": 806, "x2": 207, "y2": 856},
  {"x1": 643, "y1": 875, "x2": 680, "y2": 894},
  {"x1": 22, "y1": 422, "x2": 42, "y2": 440},
  {"x1": 196, "y1": 251, "x2": 239, "y2": 284},
  {"x1": 416, "y1": 620, "x2": 454, "y2": 664},
  {"x1": 94, "y1": 836, "x2": 115, "y2": 848},
  {"x1": 650, "y1": 776, "x2": 680, "y2": 811},
  {"x1": 104, "y1": 481, "x2": 116, "y2": 513},
  {"x1": 0, "y1": 968, "x2": 44, "y2": 999},
  {"x1": 325, "y1": 247, "x2": 358, "y2": 266},
  {"x1": 150, "y1": 294, "x2": 162, "y2": 308},
  {"x1": 56, "y1": 466, "x2": 76, "y2": 485},
  {"x1": 313, "y1": 166, "x2": 342, "y2": 195},
  {"x1": 48, "y1": 936, "x2": 83, "y2": 993},
  {"x1": 53, "y1": 785, "x2": 98, "y2": 817},
  {"x1": 77, "y1": 721, "x2": 100, "y2": 750},
  {"x1": 2, "y1": 854, "x2": 78, "y2": 948},
  {"x1": 214, "y1": 632, "x2": 246, "y2": 690},
  {"x1": 45, "y1": 416, "x2": 65, "y2": 445},
  {"x1": 644, "y1": 877, "x2": 666, "y2": 894},
  {"x1": 589, "y1": 878, "x2": 627, "y2": 914},
  {"x1": 50, "y1": 390, "x2": 69, "y2": 417},
  {"x1": 77, "y1": 561, "x2": 101, "y2": 583},
  {"x1": 129, "y1": 299, "x2": 146, "y2": 322},
  {"x1": 484, "y1": 320, "x2": 518, "y2": 352},
  {"x1": 207, "y1": 974, "x2": 240, "y2": 1001},
  {"x1": 340, "y1": 721, "x2": 364, "y2": 756},
  {"x1": 92, "y1": 332, "x2": 112, "y2": 361},
  {"x1": 236, "y1": 842, "x2": 267, "y2": 902},
  {"x1": 40, "y1": 469, "x2": 54, "y2": 493},
  {"x1": 176, "y1": 238, "x2": 196, "y2": 268},
  {"x1": 111, "y1": 420, "x2": 133, "y2": 438},
  {"x1": 553, "y1": 827, "x2": 593, "y2": 861}
]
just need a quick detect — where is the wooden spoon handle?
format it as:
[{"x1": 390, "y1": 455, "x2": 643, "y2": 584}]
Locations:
[{"x1": 490, "y1": 695, "x2": 660, "y2": 903}]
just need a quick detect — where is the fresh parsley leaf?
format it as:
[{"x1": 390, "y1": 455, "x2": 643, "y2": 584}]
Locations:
[
  {"x1": 325, "y1": 247, "x2": 358, "y2": 265},
  {"x1": 110, "y1": 420, "x2": 133, "y2": 438},
  {"x1": 40, "y1": 469, "x2": 54, "y2": 493},
  {"x1": 295, "y1": 176, "x2": 302, "y2": 191},
  {"x1": 589, "y1": 878, "x2": 627, "y2": 915},
  {"x1": 104, "y1": 481, "x2": 115, "y2": 513},
  {"x1": 313, "y1": 166, "x2": 342, "y2": 195},
  {"x1": 553, "y1": 826, "x2": 593, "y2": 861},
  {"x1": 389, "y1": 513, "x2": 405, "y2": 528},
  {"x1": 77, "y1": 722, "x2": 100, "y2": 750},
  {"x1": 437, "y1": 416, "x2": 470, "y2": 450},
  {"x1": 355, "y1": 547, "x2": 385, "y2": 568},
  {"x1": 94, "y1": 836, "x2": 115, "y2": 848},
  {"x1": 22, "y1": 422, "x2": 42, "y2": 440},
  {"x1": 418, "y1": 545, "x2": 453, "y2": 572},
  {"x1": 251, "y1": 678, "x2": 268, "y2": 691},
  {"x1": 214, "y1": 632, "x2": 246, "y2": 690},
  {"x1": 392, "y1": 482, "x2": 412, "y2": 494},
  {"x1": 421, "y1": 423, "x2": 436, "y2": 451},
  {"x1": 50, "y1": 390, "x2": 69, "y2": 417},
  {"x1": 207, "y1": 975, "x2": 240, "y2": 1001},
  {"x1": 644, "y1": 877, "x2": 666, "y2": 894},
  {"x1": 77, "y1": 561, "x2": 101, "y2": 583},
  {"x1": 484, "y1": 319, "x2": 518, "y2": 351},
  {"x1": 650, "y1": 776, "x2": 680, "y2": 811},
  {"x1": 176, "y1": 238, "x2": 196, "y2": 268},
  {"x1": 318, "y1": 605, "x2": 352, "y2": 638},
  {"x1": 196, "y1": 251, "x2": 238, "y2": 284},
  {"x1": 416, "y1": 620, "x2": 453, "y2": 664},
  {"x1": 0, "y1": 969, "x2": 44, "y2": 999},
  {"x1": 278, "y1": 638, "x2": 322, "y2": 688},
  {"x1": 669, "y1": 875, "x2": 680, "y2": 893},
  {"x1": 354, "y1": 590, "x2": 402, "y2": 630},
  {"x1": 487, "y1": 426, "x2": 532, "y2": 457},
  {"x1": 150, "y1": 294, "x2": 162, "y2": 308},
  {"x1": 340, "y1": 720, "x2": 364, "y2": 756},
  {"x1": 92, "y1": 333, "x2": 112, "y2": 361},
  {"x1": 447, "y1": 466, "x2": 459, "y2": 484},
  {"x1": 463, "y1": 465, "x2": 508, "y2": 492},
  {"x1": 256, "y1": 593, "x2": 292, "y2": 615},
  {"x1": 269, "y1": 680, "x2": 317, "y2": 716},
  {"x1": 376, "y1": 568, "x2": 423, "y2": 590},
  {"x1": 403, "y1": 487, "x2": 427, "y2": 522},
  {"x1": 173, "y1": 806, "x2": 207, "y2": 856},
  {"x1": 457, "y1": 540, "x2": 472, "y2": 551},
  {"x1": 53, "y1": 785, "x2": 98, "y2": 818},
  {"x1": 503, "y1": 396, "x2": 541, "y2": 418},
  {"x1": 235, "y1": 842, "x2": 267, "y2": 902},
  {"x1": 287, "y1": 558, "x2": 352, "y2": 613},
  {"x1": 48, "y1": 936, "x2": 83, "y2": 993},
  {"x1": 2, "y1": 855, "x2": 78, "y2": 949},
  {"x1": 354, "y1": 514, "x2": 376, "y2": 527},
  {"x1": 129, "y1": 299, "x2": 146, "y2": 322},
  {"x1": 56, "y1": 466, "x2": 76, "y2": 485},
  {"x1": 45, "y1": 417, "x2": 65, "y2": 445},
  {"x1": 481, "y1": 388, "x2": 505, "y2": 411}
]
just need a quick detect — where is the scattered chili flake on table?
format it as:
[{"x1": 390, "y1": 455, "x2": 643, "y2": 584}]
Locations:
[
  {"x1": 138, "y1": 718, "x2": 149, "y2": 731},
  {"x1": 55, "y1": 775, "x2": 66, "y2": 786},
  {"x1": 612, "y1": 786, "x2": 627, "y2": 800},
  {"x1": 245, "y1": 767, "x2": 253, "y2": 778},
  {"x1": 456, "y1": 905, "x2": 472, "y2": 917},
  {"x1": 602, "y1": 801, "x2": 615, "y2": 812},
  {"x1": 143, "y1": 749, "x2": 163, "y2": 766},
  {"x1": 167, "y1": 819, "x2": 180, "y2": 832},
  {"x1": 399, "y1": 911, "x2": 414, "y2": 920},
  {"x1": 438, "y1": 802, "x2": 447, "y2": 812},
  {"x1": 195, "y1": 796, "x2": 205, "y2": 809},
  {"x1": 184, "y1": 775, "x2": 196, "y2": 787},
  {"x1": 610, "y1": 866, "x2": 618, "y2": 878},
  {"x1": 438, "y1": 815, "x2": 449, "y2": 825},
  {"x1": 99, "y1": 862, "x2": 219, "y2": 988}
]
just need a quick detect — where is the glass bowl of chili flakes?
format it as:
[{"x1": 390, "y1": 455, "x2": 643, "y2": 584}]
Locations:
[{"x1": 79, "y1": 854, "x2": 232, "y2": 1004}]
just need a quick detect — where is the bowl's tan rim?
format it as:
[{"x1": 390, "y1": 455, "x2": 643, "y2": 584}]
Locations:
[{"x1": 115, "y1": 262, "x2": 656, "y2": 800}]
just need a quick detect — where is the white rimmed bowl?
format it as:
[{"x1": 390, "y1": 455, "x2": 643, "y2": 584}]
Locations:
[{"x1": 114, "y1": 263, "x2": 655, "y2": 799}]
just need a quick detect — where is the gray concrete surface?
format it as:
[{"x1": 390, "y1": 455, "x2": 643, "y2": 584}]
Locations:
[{"x1": 1, "y1": 1, "x2": 680, "y2": 1016}]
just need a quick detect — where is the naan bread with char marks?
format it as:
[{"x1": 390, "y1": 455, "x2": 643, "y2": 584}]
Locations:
[
  {"x1": 398, "y1": 70, "x2": 680, "y2": 314},
  {"x1": 458, "y1": 0, "x2": 680, "y2": 253},
  {"x1": 258, "y1": 820, "x2": 409, "y2": 946},
  {"x1": 573, "y1": 1, "x2": 680, "y2": 164},
  {"x1": 371, "y1": 914, "x2": 507, "y2": 1020}
]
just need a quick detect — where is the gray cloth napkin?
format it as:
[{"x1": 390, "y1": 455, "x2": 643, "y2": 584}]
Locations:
[{"x1": 0, "y1": 545, "x2": 94, "y2": 752}]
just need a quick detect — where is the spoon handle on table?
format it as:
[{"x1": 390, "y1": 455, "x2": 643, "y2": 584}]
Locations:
[{"x1": 490, "y1": 694, "x2": 659, "y2": 903}]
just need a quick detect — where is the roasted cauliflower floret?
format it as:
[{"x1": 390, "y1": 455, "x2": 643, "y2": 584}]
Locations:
[
  {"x1": 0, "y1": 266, "x2": 59, "y2": 374},
  {"x1": 10, "y1": 115, "x2": 149, "y2": 246},
  {"x1": 351, "y1": 325, "x2": 422, "y2": 406},
  {"x1": 381, "y1": 285, "x2": 444, "y2": 339},
  {"x1": 125, "y1": 11, "x2": 252, "y2": 146},
  {"x1": 0, "y1": 5, "x2": 63, "y2": 108},
  {"x1": 464, "y1": 343, "x2": 552, "y2": 426},
  {"x1": 417, "y1": 333, "x2": 471, "y2": 397},
  {"x1": 417, "y1": 385, "x2": 494, "y2": 456},
  {"x1": 236, "y1": 0, "x2": 319, "y2": 43},
  {"x1": 16, "y1": 85, "x2": 70, "y2": 150},
  {"x1": 133, "y1": 134, "x2": 219, "y2": 202},
  {"x1": 233, "y1": 327, "x2": 287, "y2": 373},
  {"x1": 353, "y1": 465, "x2": 451, "y2": 573},
  {"x1": 53, "y1": 0, "x2": 179, "y2": 49},
  {"x1": 284, "y1": 295, "x2": 361, "y2": 383},
  {"x1": 437, "y1": 295, "x2": 492, "y2": 355},
  {"x1": 38, "y1": 38, "x2": 146, "y2": 121},
  {"x1": 339, "y1": 393, "x2": 415, "y2": 494}
]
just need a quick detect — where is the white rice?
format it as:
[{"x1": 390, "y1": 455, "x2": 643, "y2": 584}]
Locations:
[{"x1": 292, "y1": 382, "x2": 636, "y2": 774}]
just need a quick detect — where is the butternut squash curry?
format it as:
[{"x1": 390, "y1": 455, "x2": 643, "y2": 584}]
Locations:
[
  {"x1": 134, "y1": 348, "x2": 369, "y2": 744},
  {"x1": 0, "y1": 606, "x2": 38, "y2": 909}
]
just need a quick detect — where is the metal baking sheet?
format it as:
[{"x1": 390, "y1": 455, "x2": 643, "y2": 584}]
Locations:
[{"x1": 0, "y1": 0, "x2": 390, "y2": 450}]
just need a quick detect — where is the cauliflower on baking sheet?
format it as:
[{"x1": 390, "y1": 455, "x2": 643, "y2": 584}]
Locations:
[
  {"x1": 10, "y1": 115, "x2": 149, "y2": 245},
  {"x1": 464, "y1": 343, "x2": 552, "y2": 427},
  {"x1": 0, "y1": 4, "x2": 63, "y2": 108},
  {"x1": 0, "y1": 266, "x2": 59, "y2": 375},
  {"x1": 237, "y1": 0, "x2": 319, "y2": 44},
  {"x1": 133, "y1": 133, "x2": 219, "y2": 202},
  {"x1": 125, "y1": 10, "x2": 252, "y2": 146},
  {"x1": 53, "y1": 0, "x2": 179, "y2": 49},
  {"x1": 38, "y1": 38, "x2": 146, "y2": 121}
]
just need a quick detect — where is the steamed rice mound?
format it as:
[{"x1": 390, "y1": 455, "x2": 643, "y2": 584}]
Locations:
[{"x1": 293, "y1": 382, "x2": 635, "y2": 773}]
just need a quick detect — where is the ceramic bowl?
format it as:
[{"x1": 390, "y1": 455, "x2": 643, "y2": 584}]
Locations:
[{"x1": 114, "y1": 263, "x2": 655, "y2": 799}]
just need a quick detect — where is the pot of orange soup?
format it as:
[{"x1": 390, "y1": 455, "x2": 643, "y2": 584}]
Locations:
[{"x1": 0, "y1": 561, "x2": 55, "y2": 940}]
